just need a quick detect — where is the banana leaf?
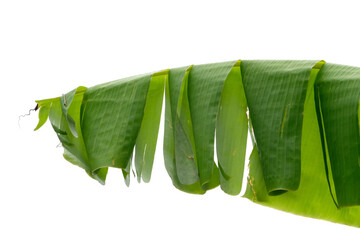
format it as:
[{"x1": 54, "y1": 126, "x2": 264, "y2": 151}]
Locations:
[
  {"x1": 315, "y1": 63, "x2": 360, "y2": 207},
  {"x1": 34, "y1": 60, "x2": 360, "y2": 227}
]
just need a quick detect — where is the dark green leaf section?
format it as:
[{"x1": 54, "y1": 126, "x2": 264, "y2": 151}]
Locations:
[
  {"x1": 174, "y1": 66, "x2": 199, "y2": 185},
  {"x1": 358, "y1": 99, "x2": 360, "y2": 141},
  {"x1": 216, "y1": 60, "x2": 248, "y2": 195},
  {"x1": 135, "y1": 71, "x2": 166, "y2": 183},
  {"x1": 241, "y1": 60, "x2": 320, "y2": 195},
  {"x1": 358, "y1": 99, "x2": 360, "y2": 145},
  {"x1": 164, "y1": 66, "x2": 206, "y2": 194},
  {"x1": 80, "y1": 74, "x2": 152, "y2": 183},
  {"x1": 164, "y1": 61, "x2": 240, "y2": 193},
  {"x1": 315, "y1": 63, "x2": 360, "y2": 207},
  {"x1": 188, "y1": 61, "x2": 237, "y2": 190},
  {"x1": 243, "y1": 82, "x2": 360, "y2": 227},
  {"x1": 37, "y1": 73, "x2": 165, "y2": 186}
]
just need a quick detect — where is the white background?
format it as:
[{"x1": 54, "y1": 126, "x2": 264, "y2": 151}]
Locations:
[{"x1": 1, "y1": 0, "x2": 359, "y2": 239}]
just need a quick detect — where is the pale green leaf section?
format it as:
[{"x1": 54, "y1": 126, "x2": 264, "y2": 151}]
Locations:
[
  {"x1": 34, "y1": 103, "x2": 50, "y2": 131},
  {"x1": 135, "y1": 71, "x2": 166, "y2": 183},
  {"x1": 216, "y1": 60, "x2": 248, "y2": 195},
  {"x1": 122, "y1": 152, "x2": 133, "y2": 187}
]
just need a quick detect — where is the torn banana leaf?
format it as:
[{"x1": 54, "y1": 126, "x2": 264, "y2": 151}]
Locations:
[
  {"x1": 35, "y1": 60, "x2": 360, "y2": 228},
  {"x1": 163, "y1": 61, "x2": 239, "y2": 193},
  {"x1": 241, "y1": 60, "x2": 323, "y2": 195},
  {"x1": 187, "y1": 61, "x2": 237, "y2": 190},
  {"x1": 315, "y1": 63, "x2": 360, "y2": 207},
  {"x1": 163, "y1": 65, "x2": 205, "y2": 194},
  {"x1": 244, "y1": 79, "x2": 360, "y2": 226},
  {"x1": 36, "y1": 72, "x2": 166, "y2": 185}
]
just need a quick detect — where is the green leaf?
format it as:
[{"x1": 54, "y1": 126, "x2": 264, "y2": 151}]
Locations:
[
  {"x1": 164, "y1": 66, "x2": 205, "y2": 194},
  {"x1": 188, "y1": 61, "x2": 237, "y2": 190},
  {"x1": 51, "y1": 124, "x2": 67, "y2": 135},
  {"x1": 48, "y1": 92, "x2": 100, "y2": 182},
  {"x1": 315, "y1": 63, "x2": 360, "y2": 207},
  {"x1": 243, "y1": 84, "x2": 360, "y2": 227},
  {"x1": 243, "y1": 146, "x2": 269, "y2": 202},
  {"x1": 216, "y1": 60, "x2": 248, "y2": 195},
  {"x1": 241, "y1": 60, "x2": 321, "y2": 195},
  {"x1": 35, "y1": 60, "x2": 360, "y2": 227},
  {"x1": 314, "y1": 79, "x2": 339, "y2": 207},
  {"x1": 135, "y1": 70, "x2": 166, "y2": 183},
  {"x1": 60, "y1": 86, "x2": 87, "y2": 138},
  {"x1": 34, "y1": 103, "x2": 51, "y2": 131},
  {"x1": 122, "y1": 151, "x2": 133, "y2": 187},
  {"x1": 358, "y1": 99, "x2": 360, "y2": 139},
  {"x1": 80, "y1": 74, "x2": 152, "y2": 182},
  {"x1": 174, "y1": 65, "x2": 199, "y2": 185}
]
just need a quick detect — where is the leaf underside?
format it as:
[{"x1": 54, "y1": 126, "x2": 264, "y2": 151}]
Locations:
[{"x1": 35, "y1": 60, "x2": 360, "y2": 227}]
